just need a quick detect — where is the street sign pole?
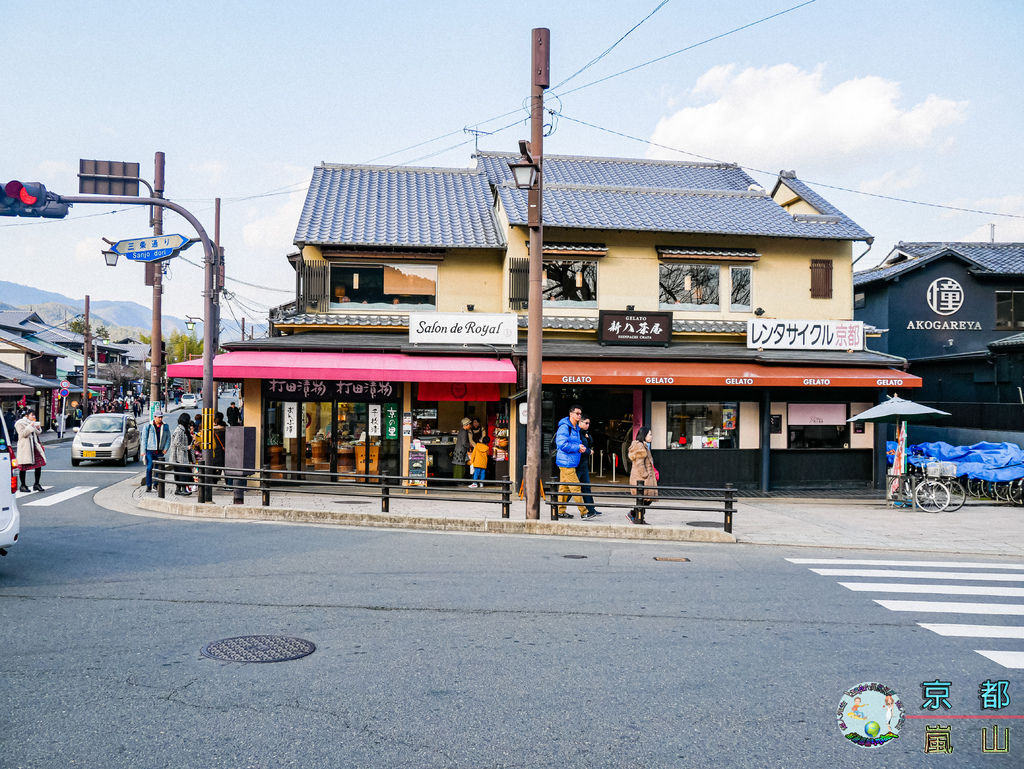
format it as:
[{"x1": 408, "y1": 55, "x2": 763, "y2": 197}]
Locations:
[{"x1": 58, "y1": 192, "x2": 218, "y2": 502}]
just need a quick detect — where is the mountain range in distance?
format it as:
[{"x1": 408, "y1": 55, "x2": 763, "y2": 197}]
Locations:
[{"x1": 0, "y1": 279, "x2": 266, "y2": 342}]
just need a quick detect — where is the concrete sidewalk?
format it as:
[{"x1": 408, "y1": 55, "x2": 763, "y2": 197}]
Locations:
[{"x1": 93, "y1": 473, "x2": 1024, "y2": 555}]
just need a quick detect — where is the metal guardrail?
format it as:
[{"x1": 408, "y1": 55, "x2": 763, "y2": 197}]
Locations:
[
  {"x1": 543, "y1": 477, "x2": 736, "y2": 532},
  {"x1": 151, "y1": 460, "x2": 515, "y2": 518}
]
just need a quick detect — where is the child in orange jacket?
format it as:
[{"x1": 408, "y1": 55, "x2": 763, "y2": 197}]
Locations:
[{"x1": 469, "y1": 434, "x2": 489, "y2": 487}]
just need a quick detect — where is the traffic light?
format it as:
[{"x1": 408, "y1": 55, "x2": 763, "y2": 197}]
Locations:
[{"x1": 0, "y1": 180, "x2": 69, "y2": 218}]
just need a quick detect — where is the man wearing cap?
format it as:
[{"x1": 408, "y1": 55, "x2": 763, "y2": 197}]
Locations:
[
  {"x1": 451, "y1": 417, "x2": 474, "y2": 480},
  {"x1": 141, "y1": 411, "x2": 171, "y2": 492}
]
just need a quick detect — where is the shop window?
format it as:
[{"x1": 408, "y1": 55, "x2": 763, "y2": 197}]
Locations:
[
  {"x1": 543, "y1": 260, "x2": 597, "y2": 306},
  {"x1": 810, "y1": 259, "x2": 833, "y2": 299},
  {"x1": 995, "y1": 290, "x2": 1024, "y2": 329},
  {"x1": 730, "y1": 266, "x2": 752, "y2": 312},
  {"x1": 787, "y1": 402, "x2": 848, "y2": 448},
  {"x1": 853, "y1": 292, "x2": 866, "y2": 309},
  {"x1": 664, "y1": 402, "x2": 738, "y2": 449},
  {"x1": 660, "y1": 263, "x2": 720, "y2": 310},
  {"x1": 329, "y1": 264, "x2": 437, "y2": 309}
]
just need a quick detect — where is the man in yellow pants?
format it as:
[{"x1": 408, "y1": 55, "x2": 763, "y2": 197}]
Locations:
[{"x1": 553, "y1": 404, "x2": 590, "y2": 519}]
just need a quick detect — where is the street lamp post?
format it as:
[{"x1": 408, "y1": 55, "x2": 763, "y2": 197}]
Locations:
[{"x1": 508, "y1": 29, "x2": 549, "y2": 520}]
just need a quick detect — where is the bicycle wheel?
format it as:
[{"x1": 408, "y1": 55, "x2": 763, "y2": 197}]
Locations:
[
  {"x1": 994, "y1": 481, "x2": 1011, "y2": 503},
  {"x1": 945, "y1": 479, "x2": 966, "y2": 512},
  {"x1": 967, "y1": 477, "x2": 985, "y2": 498},
  {"x1": 914, "y1": 479, "x2": 950, "y2": 513},
  {"x1": 1011, "y1": 479, "x2": 1024, "y2": 507}
]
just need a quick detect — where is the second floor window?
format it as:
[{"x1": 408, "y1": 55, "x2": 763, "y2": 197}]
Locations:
[
  {"x1": 329, "y1": 264, "x2": 437, "y2": 309},
  {"x1": 543, "y1": 261, "x2": 597, "y2": 306},
  {"x1": 730, "y1": 266, "x2": 752, "y2": 312},
  {"x1": 660, "y1": 263, "x2": 719, "y2": 310},
  {"x1": 810, "y1": 259, "x2": 833, "y2": 299},
  {"x1": 995, "y1": 290, "x2": 1024, "y2": 329}
]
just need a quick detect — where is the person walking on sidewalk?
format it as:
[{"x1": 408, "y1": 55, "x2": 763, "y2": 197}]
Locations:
[
  {"x1": 168, "y1": 413, "x2": 194, "y2": 496},
  {"x1": 554, "y1": 404, "x2": 588, "y2": 519},
  {"x1": 469, "y1": 434, "x2": 490, "y2": 487},
  {"x1": 627, "y1": 425, "x2": 658, "y2": 525},
  {"x1": 141, "y1": 411, "x2": 171, "y2": 492},
  {"x1": 577, "y1": 415, "x2": 601, "y2": 518},
  {"x1": 14, "y1": 410, "x2": 46, "y2": 492}
]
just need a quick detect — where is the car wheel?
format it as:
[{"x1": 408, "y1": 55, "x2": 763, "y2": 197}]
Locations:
[
  {"x1": 119, "y1": 451, "x2": 129, "y2": 467},
  {"x1": 71, "y1": 458, "x2": 80, "y2": 467}
]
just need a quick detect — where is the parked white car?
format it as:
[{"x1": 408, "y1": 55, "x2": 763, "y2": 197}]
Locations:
[
  {"x1": 0, "y1": 415, "x2": 20, "y2": 555},
  {"x1": 179, "y1": 393, "x2": 200, "y2": 408}
]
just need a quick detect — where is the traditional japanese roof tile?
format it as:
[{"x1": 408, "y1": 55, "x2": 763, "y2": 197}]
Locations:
[
  {"x1": 0, "y1": 359, "x2": 58, "y2": 389},
  {"x1": 656, "y1": 246, "x2": 761, "y2": 261},
  {"x1": 476, "y1": 152, "x2": 870, "y2": 241},
  {"x1": 294, "y1": 164, "x2": 505, "y2": 249},
  {"x1": 855, "y1": 242, "x2": 1024, "y2": 288}
]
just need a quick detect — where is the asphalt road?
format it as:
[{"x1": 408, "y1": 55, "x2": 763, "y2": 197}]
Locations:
[{"x1": 1, "y1": 442, "x2": 1021, "y2": 768}]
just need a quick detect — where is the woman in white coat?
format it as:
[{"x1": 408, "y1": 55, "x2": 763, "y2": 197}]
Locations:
[{"x1": 15, "y1": 410, "x2": 46, "y2": 492}]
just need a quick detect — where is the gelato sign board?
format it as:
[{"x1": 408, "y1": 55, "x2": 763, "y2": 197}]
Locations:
[{"x1": 409, "y1": 313, "x2": 518, "y2": 345}]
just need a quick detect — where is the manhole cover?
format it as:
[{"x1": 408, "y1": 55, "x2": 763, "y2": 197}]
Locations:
[
  {"x1": 201, "y1": 635, "x2": 316, "y2": 663},
  {"x1": 563, "y1": 554, "x2": 588, "y2": 559},
  {"x1": 686, "y1": 521, "x2": 722, "y2": 528}
]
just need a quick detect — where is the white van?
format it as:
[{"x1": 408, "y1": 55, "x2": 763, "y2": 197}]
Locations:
[{"x1": 0, "y1": 415, "x2": 20, "y2": 555}]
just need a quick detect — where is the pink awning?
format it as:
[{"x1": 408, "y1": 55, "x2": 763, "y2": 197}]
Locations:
[{"x1": 166, "y1": 350, "x2": 517, "y2": 384}]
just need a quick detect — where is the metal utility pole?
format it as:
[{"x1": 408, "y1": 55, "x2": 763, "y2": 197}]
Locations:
[
  {"x1": 524, "y1": 28, "x2": 549, "y2": 520},
  {"x1": 149, "y1": 151, "x2": 165, "y2": 413},
  {"x1": 82, "y1": 295, "x2": 91, "y2": 417}
]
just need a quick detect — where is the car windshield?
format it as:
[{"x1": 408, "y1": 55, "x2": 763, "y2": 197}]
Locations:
[{"x1": 81, "y1": 416, "x2": 124, "y2": 433}]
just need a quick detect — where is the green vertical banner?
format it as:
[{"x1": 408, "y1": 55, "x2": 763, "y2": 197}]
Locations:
[{"x1": 384, "y1": 403, "x2": 399, "y2": 440}]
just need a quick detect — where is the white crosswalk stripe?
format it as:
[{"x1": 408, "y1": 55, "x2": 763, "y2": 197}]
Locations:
[
  {"x1": 22, "y1": 486, "x2": 97, "y2": 507},
  {"x1": 790, "y1": 557, "x2": 1024, "y2": 669}
]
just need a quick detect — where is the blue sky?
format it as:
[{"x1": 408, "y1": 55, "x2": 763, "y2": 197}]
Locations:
[{"x1": 2, "y1": 0, "x2": 1023, "y2": 329}]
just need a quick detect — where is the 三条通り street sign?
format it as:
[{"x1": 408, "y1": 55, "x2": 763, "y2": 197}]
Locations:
[{"x1": 112, "y1": 233, "x2": 188, "y2": 262}]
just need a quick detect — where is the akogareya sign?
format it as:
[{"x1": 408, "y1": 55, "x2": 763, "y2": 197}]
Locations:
[{"x1": 409, "y1": 312, "x2": 518, "y2": 345}]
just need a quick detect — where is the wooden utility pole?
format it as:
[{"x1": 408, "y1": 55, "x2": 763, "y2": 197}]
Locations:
[{"x1": 149, "y1": 151, "x2": 165, "y2": 411}]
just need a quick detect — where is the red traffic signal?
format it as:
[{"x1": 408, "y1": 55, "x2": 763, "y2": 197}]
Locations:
[{"x1": 0, "y1": 180, "x2": 68, "y2": 218}]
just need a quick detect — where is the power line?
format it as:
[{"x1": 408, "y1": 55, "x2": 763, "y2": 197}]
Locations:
[
  {"x1": 177, "y1": 254, "x2": 292, "y2": 294},
  {"x1": 550, "y1": 0, "x2": 672, "y2": 92},
  {"x1": 555, "y1": 0, "x2": 817, "y2": 98},
  {"x1": 555, "y1": 111, "x2": 1024, "y2": 220}
]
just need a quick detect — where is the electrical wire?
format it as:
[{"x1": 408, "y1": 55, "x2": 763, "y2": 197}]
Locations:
[
  {"x1": 176, "y1": 254, "x2": 292, "y2": 294},
  {"x1": 554, "y1": 0, "x2": 818, "y2": 99},
  {"x1": 549, "y1": 0, "x2": 672, "y2": 92},
  {"x1": 554, "y1": 111, "x2": 1024, "y2": 220},
  {"x1": 0, "y1": 206, "x2": 137, "y2": 227}
]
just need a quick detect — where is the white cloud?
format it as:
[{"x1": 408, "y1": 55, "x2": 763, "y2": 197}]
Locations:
[
  {"x1": 649, "y1": 64, "x2": 967, "y2": 170},
  {"x1": 858, "y1": 167, "x2": 923, "y2": 195}
]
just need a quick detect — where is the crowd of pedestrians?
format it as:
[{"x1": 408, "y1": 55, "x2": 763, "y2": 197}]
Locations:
[{"x1": 141, "y1": 408, "x2": 227, "y2": 496}]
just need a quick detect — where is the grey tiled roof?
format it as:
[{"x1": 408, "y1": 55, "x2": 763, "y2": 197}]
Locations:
[
  {"x1": 476, "y1": 152, "x2": 870, "y2": 241},
  {"x1": 0, "y1": 310, "x2": 44, "y2": 332},
  {"x1": 476, "y1": 152, "x2": 757, "y2": 190},
  {"x1": 0, "y1": 360, "x2": 58, "y2": 389},
  {"x1": 988, "y1": 332, "x2": 1024, "y2": 349},
  {"x1": 657, "y1": 246, "x2": 760, "y2": 260},
  {"x1": 294, "y1": 164, "x2": 505, "y2": 249},
  {"x1": 0, "y1": 330, "x2": 53, "y2": 355},
  {"x1": 273, "y1": 313, "x2": 411, "y2": 327},
  {"x1": 855, "y1": 242, "x2": 1024, "y2": 287}
]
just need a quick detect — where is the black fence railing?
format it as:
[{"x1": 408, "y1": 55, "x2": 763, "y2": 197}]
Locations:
[
  {"x1": 151, "y1": 460, "x2": 515, "y2": 518},
  {"x1": 543, "y1": 477, "x2": 736, "y2": 532}
]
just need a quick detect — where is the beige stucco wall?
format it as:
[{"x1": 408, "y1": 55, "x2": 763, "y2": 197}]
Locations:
[
  {"x1": 850, "y1": 402, "x2": 875, "y2": 449},
  {"x1": 437, "y1": 250, "x2": 504, "y2": 313},
  {"x1": 0, "y1": 350, "x2": 27, "y2": 369},
  {"x1": 739, "y1": 401, "x2": 759, "y2": 449},
  {"x1": 503, "y1": 224, "x2": 854, "y2": 322}
]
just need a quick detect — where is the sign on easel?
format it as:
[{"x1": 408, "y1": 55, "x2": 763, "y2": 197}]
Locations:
[{"x1": 408, "y1": 449, "x2": 427, "y2": 487}]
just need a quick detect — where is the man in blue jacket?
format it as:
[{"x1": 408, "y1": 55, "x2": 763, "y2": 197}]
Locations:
[
  {"x1": 140, "y1": 411, "x2": 171, "y2": 492},
  {"x1": 554, "y1": 404, "x2": 589, "y2": 519}
]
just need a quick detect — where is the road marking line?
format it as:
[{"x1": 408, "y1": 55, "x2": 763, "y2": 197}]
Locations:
[
  {"x1": 811, "y1": 568, "x2": 1024, "y2": 582},
  {"x1": 788, "y1": 558, "x2": 1024, "y2": 570},
  {"x1": 840, "y1": 582, "x2": 1024, "y2": 597},
  {"x1": 48, "y1": 470, "x2": 140, "y2": 475},
  {"x1": 874, "y1": 599, "x2": 1024, "y2": 615},
  {"x1": 14, "y1": 486, "x2": 53, "y2": 498},
  {"x1": 918, "y1": 623, "x2": 1024, "y2": 639},
  {"x1": 974, "y1": 650, "x2": 1024, "y2": 669},
  {"x1": 23, "y1": 486, "x2": 97, "y2": 507}
]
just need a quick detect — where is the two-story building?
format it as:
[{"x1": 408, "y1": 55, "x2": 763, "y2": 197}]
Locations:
[
  {"x1": 169, "y1": 153, "x2": 920, "y2": 489},
  {"x1": 855, "y1": 241, "x2": 1024, "y2": 443}
]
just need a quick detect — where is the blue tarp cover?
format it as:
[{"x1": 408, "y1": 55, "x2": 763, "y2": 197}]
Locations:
[{"x1": 887, "y1": 440, "x2": 1024, "y2": 481}]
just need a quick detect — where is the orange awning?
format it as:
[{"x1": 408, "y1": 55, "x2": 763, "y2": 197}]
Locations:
[{"x1": 542, "y1": 360, "x2": 921, "y2": 388}]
